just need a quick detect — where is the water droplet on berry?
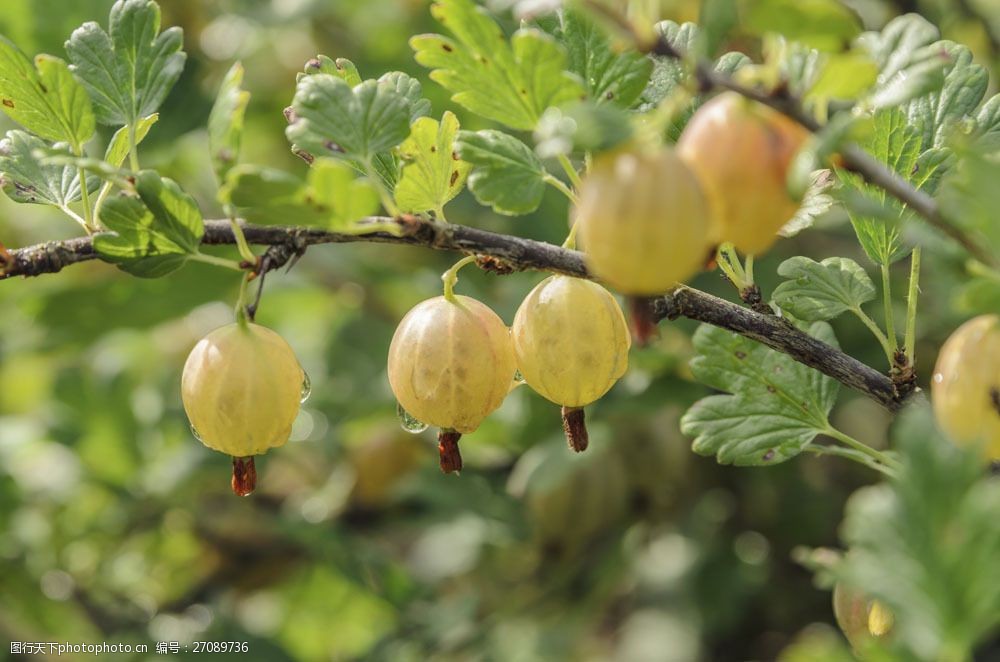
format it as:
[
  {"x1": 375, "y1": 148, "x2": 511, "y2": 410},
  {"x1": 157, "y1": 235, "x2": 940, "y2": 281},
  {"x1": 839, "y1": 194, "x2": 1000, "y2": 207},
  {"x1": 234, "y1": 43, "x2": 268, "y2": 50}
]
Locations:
[
  {"x1": 300, "y1": 371, "x2": 312, "y2": 403},
  {"x1": 190, "y1": 425, "x2": 203, "y2": 441},
  {"x1": 396, "y1": 401, "x2": 428, "y2": 434}
]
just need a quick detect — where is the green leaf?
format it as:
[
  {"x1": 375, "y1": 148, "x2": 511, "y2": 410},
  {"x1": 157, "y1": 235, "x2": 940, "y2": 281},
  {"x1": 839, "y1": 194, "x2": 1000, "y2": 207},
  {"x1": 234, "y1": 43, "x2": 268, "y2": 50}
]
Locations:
[
  {"x1": 411, "y1": 0, "x2": 584, "y2": 130},
  {"x1": 395, "y1": 112, "x2": 470, "y2": 215},
  {"x1": 208, "y1": 62, "x2": 250, "y2": 185},
  {"x1": 65, "y1": 0, "x2": 186, "y2": 127},
  {"x1": 905, "y1": 43, "x2": 988, "y2": 150},
  {"x1": 772, "y1": 256, "x2": 876, "y2": 321},
  {"x1": 555, "y1": 9, "x2": 652, "y2": 108},
  {"x1": 842, "y1": 109, "x2": 920, "y2": 265},
  {"x1": 299, "y1": 55, "x2": 362, "y2": 86},
  {"x1": 104, "y1": 112, "x2": 157, "y2": 167},
  {"x1": 638, "y1": 21, "x2": 698, "y2": 111},
  {"x1": 93, "y1": 170, "x2": 203, "y2": 277},
  {"x1": 378, "y1": 71, "x2": 432, "y2": 123},
  {"x1": 834, "y1": 403, "x2": 1000, "y2": 660},
  {"x1": 697, "y1": 0, "x2": 738, "y2": 58},
  {"x1": 0, "y1": 130, "x2": 98, "y2": 207},
  {"x1": 456, "y1": 130, "x2": 546, "y2": 216},
  {"x1": 805, "y1": 52, "x2": 879, "y2": 102},
  {"x1": 858, "y1": 14, "x2": 939, "y2": 83},
  {"x1": 534, "y1": 101, "x2": 633, "y2": 158},
  {"x1": 0, "y1": 39, "x2": 95, "y2": 146},
  {"x1": 285, "y1": 75, "x2": 412, "y2": 162},
  {"x1": 680, "y1": 322, "x2": 839, "y2": 466},
  {"x1": 868, "y1": 53, "x2": 947, "y2": 111},
  {"x1": 938, "y1": 143, "x2": 1000, "y2": 259},
  {"x1": 975, "y1": 94, "x2": 1000, "y2": 152},
  {"x1": 221, "y1": 160, "x2": 380, "y2": 230},
  {"x1": 744, "y1": 0, "x2": 862, "y2": 52},
  {"x1": 306, "y1": 159, "x2": 381, "y2": 229},
  {"x1": 781, "y1": 170, "x2": 835, "y2": 238}
]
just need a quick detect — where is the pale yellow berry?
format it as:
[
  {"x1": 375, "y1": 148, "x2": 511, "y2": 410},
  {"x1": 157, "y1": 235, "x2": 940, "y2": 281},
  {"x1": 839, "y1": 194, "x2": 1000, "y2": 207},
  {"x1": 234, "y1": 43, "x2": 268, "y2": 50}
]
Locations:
[{"x1": 512, "y1": 276, "x2": 630, "y2": 408}]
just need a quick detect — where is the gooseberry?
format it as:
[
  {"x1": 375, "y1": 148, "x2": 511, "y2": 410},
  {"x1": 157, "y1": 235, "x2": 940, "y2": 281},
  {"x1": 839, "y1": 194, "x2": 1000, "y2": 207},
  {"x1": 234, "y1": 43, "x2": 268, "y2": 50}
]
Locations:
[
  {"x1": 512, "y1": 275, "x2": 630, "y2": 450},
  {"x1": 576, "y1": 146, "x2": 713, "y2": 295},
  {"x1": 387, "y1": 294, "x2": 517, "y2": 472},
  {"x1": 832, "y1": 583, "x2": 894, "y2": 651},
  {"x1": 677, "y1": 91, "x2": 808, "y2": 256},
  {"x1": 182, "y1": 322, "x2": 305, "y2": 496},
  {"x1": 932, "y1": 314, "x2": 1000, "y2": 460}
]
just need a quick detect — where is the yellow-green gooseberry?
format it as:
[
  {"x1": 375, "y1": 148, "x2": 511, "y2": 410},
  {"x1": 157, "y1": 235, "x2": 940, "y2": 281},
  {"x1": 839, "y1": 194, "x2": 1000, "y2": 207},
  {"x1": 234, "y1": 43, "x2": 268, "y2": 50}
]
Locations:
[
  {"x1": 182, "y1": 322, "x2": 306, "y2": 495},
  {"x1": 677, "y1": 91, "x2": 809, "y2": 257},
  {"x1": 387, "y1": 295, "x2": 516, "y2": 471},
  {"x1": 512, "y1": 275, "x2": 630, "y2": 449},
  {"x1": 932, "y1": 314, "x2": 1000, "y2": 461},
  {"x1": 576, "y1": 146, "x2": 714, "y2": 296}
]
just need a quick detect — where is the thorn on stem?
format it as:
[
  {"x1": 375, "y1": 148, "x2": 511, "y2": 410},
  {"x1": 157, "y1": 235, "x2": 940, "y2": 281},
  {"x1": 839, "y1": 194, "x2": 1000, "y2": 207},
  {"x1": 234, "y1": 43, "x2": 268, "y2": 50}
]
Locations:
[
  {"x1": 561, "y1": 406, "x2": 589, "y2": 452},
  {"x1": 438, "y1": 430, "x2": 463, "y2": 473},
  {"x1": 231, "y1": 456, "x2": 257, "y2": 496}
]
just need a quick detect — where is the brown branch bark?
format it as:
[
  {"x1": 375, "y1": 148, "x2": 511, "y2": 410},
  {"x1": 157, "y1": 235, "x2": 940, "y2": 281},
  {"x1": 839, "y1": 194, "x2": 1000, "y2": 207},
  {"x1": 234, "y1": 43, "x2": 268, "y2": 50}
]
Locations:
[{"x1": 0, "y1": 217, "x2": 906, "y2": 411}]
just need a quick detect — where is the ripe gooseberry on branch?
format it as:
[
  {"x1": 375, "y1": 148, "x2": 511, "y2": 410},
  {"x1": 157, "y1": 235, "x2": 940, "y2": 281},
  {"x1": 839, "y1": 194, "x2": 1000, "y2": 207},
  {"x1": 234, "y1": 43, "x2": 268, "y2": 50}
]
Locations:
[
  {"x1": 677, "y1": 92, "x2": 809, "y2": 257},
  {"x1": 387, "y1": 294, "x2": 516, "y2": 473},
  {"x1": 931, "y1": 314, "x2": 1000, "y2": 461},
  {"x1": 182, "y1": 322, "x2": 306, "y2": 496},
  {"x1": 575, "y1": 146, "x2": 714, "y2": 296},
  {"x1": 512, "y1": 275, "x2": 630, "y2": 451}
]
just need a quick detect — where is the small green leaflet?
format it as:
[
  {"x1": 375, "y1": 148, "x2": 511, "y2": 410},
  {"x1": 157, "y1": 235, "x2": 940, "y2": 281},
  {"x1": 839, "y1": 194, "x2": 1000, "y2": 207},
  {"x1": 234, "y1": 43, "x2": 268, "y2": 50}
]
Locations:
[
  {"x1": 905, "y1": 43, "x2": 988, "y2": 150},
  {"x1": 743, "y1": 0, "x2": 862, "y2": 51},
  {"x1": 0, "y1": 39, "x2": 95, "y2": 147},
  {"x1": 680, "y1": 322, "x2": 839, "y2": 466},
  {"x1": 834, "y1": 403, "x2": 1000, "y2": 660},
  {"x1": 104, "y1": 113, "x2": 158, "y2": 168},
  {"x1": 411, "y1": 0, "x2": 584, "y2": 131},
  {"x1": 0, "y1": 130, "x2": 98, "y2": 207},
  {"x1": 842, "y1": 108, "x2": 925, "y2": 265},
  {"x1": 299, "y1": 55, "x2": 362, "y2": 86},
  {"x1": 551, "y1": 9, "x2": 652, "y2": 108},
  {"x1": 637, "y1": 21, "x2": 749, "y2": 137},
  {"x1": 395, "y1": 112, "x2": 470, "y2": 215},
  {"x1": 975, "y1": 94, "x2": 1000, "y2": 152},
  {"x1": 208, "y1": 62, "x2": 250, "y2": 185},
  {"x1": 286, "y1": 75, "x2": 412, "y2": 163},
  {"x1": 221, "y1": 159, "x2": 380, "y2": 230},
  {"x1": 772, "y1": 256, "x2": 876, "y2": 321},
  {"x1": 938, "y1": 143, "x2": 1000, "y2": 258},
  {"x1": 534, "y1": 102, "x2": 633, "y2": 159},
  {"x1": 65, "y1": 0, "x2": 186, "y2": 127},
  {"x1": 456, "y1": 130, "x2": 546, "y2": 216},
  {"x1": 94, "y1": 171, "x2": 203, "y2": 277}
]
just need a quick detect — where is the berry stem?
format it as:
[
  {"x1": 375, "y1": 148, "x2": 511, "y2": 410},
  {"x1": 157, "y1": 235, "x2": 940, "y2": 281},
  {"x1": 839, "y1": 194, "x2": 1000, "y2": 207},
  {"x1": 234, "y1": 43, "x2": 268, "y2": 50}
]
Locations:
[
  {"x1": 442, "y1": 255, "x2": 477, "y2": 302},
  {"x1": 556, "y1": 154, "x2": 583, "y2": 190},
  {"x1": 543, "y1": 173, "x2": 578, "y2": 204},
  {"x1": 823, "y1": 426, "x2": 902, "y2": 474},
  {"x1": 880, "y1": 262, "x2": 898, "y2": 355},
  {"x1": 231, "y1": 456, "x2": 257, "y2": 496},
  {"x1": 438, "y1": 430, "x2": 463, "y2": 473},
  {"x1": 904, "y1": 247, "x2": 920, "y2": 365},
  {"x1": 227, "y1": 213, "x2": 257, "y2": 264},
  {"x1": 561, "y1": 407, "x2": 589, "y2": 452}
]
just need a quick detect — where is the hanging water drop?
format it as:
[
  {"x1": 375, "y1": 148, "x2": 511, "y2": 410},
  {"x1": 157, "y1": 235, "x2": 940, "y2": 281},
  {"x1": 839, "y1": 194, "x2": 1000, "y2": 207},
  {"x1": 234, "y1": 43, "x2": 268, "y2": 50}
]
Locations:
[
  {"x1": 300, "y1": 370, "x2": 312, "y2": 404},
  {"x1": 190, "y1": 424, "x2": 203, "y2": 441},
  {"x1": 396, "y1": 401, "x2": 428, "y2": 434}
]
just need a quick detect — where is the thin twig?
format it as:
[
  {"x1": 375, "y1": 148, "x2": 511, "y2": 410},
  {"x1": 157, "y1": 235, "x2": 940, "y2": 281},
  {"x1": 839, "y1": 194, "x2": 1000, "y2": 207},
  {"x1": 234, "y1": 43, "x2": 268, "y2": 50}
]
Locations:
[{"x1": 1, "y1": 217, "x2": 908, "y2": 411}]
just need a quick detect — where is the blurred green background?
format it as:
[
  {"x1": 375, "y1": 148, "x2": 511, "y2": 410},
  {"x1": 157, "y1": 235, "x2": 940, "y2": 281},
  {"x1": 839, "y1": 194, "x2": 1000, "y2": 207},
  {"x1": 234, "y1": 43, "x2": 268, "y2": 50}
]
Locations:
[{"x1": 0, "y1": 1, "x2": 998, "y2": 660}]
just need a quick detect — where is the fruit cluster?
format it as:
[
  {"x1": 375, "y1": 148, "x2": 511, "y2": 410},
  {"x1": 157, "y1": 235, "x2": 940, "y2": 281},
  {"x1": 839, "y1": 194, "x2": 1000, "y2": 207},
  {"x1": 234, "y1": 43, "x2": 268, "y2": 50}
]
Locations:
[{"x1": 179, "y1": 92, "x2": 815, "y2": 490}]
